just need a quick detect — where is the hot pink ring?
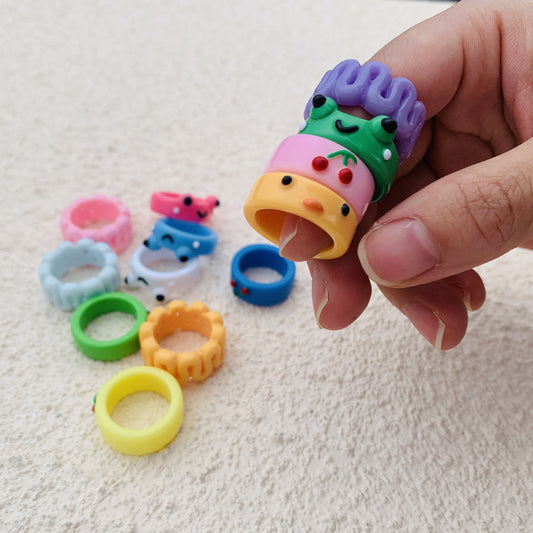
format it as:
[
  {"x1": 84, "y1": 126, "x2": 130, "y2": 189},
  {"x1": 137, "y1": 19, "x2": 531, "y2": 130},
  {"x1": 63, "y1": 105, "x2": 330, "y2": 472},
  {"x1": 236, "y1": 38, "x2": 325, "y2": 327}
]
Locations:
[
  {"x1": 60, "y1": 194, "x2": 132, "y2": 254},
  {"x1": 150, "y1": 191, "x2": 219, "y2": 223}
]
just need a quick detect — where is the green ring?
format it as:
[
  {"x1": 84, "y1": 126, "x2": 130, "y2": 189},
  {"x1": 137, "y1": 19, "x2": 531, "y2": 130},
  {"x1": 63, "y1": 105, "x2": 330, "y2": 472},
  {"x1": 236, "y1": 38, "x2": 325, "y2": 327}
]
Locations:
[{"x1": 70, "y1": 292, "x2": 148, "y2": 361}]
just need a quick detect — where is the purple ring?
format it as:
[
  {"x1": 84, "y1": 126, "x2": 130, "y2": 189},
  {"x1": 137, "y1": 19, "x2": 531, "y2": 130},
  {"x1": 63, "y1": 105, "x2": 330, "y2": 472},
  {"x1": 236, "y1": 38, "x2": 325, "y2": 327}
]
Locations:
[{"x1": 304, "y1": 60, "x2": 426, "y2": 161}]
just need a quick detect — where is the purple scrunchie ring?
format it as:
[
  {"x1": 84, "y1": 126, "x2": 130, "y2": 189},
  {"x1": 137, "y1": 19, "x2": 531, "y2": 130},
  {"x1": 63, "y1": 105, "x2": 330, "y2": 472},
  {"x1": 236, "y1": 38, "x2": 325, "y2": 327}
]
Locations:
[{"x1": 304, "y1": 59, "x2": 426, "y2": 161}]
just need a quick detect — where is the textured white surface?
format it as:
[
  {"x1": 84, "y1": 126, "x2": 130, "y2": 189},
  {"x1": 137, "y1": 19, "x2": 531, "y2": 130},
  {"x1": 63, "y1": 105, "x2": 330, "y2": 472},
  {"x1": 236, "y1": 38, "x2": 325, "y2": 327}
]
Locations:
[{"x1": 1, "y1": 1, "x2": 533, "y2": 531}]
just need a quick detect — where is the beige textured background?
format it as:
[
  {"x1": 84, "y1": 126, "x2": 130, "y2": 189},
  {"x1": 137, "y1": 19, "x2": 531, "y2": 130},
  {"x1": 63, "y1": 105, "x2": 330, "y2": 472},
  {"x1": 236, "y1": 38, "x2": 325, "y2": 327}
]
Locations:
[{"x1": 1, "y1": 1, "x2": 532, "y2": 531}]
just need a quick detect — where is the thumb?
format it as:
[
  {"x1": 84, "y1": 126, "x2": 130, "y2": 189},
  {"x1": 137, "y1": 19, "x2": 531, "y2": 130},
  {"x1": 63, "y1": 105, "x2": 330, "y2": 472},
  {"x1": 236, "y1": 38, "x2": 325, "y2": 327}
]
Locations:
[{"x1": 357, "y1": 138, "x2": 533, "y2": 288}]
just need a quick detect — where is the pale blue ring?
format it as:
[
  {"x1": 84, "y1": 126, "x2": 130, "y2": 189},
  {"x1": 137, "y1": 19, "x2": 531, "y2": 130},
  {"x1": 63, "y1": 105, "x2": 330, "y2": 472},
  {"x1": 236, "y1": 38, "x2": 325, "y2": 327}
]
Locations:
[{"x1": 39, "y1": 238, "x2": 121, "y2": 311}]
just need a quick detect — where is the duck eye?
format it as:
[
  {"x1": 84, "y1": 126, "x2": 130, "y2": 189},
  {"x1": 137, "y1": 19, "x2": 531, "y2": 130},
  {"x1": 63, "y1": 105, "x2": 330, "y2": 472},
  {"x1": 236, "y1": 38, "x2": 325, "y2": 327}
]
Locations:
[
  {"x1": 184, "y1": 196, "x2": 193, "y2": 206},
  {"x1": 281, "y1": 175, "x2": 293, "y2": 185},
  {"x1": 341, "y1": 204, "x2": 350, "y2": 216}
]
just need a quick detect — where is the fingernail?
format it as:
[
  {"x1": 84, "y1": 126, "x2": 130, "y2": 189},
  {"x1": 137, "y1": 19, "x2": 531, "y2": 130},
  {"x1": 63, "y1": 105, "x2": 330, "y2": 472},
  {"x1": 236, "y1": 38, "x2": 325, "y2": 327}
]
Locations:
[
  {"x1": 447, "y1": 284, "x2": 472, "y2": 311},
  {"x1": 463, "y1": 291, "x2": 472, "y2": 311},
  {"x1": 311, "y1": 268, "x2": 328, "y2": 329},
  {"x1": 279, "y1": 218, "x2": 300, "y2": 257},
  {"x1": 359, "y1": 218, "x2": 440, "y2": 285},
  {"x1": 402, "y1": 302, "x2": 446, "y2": 350}
]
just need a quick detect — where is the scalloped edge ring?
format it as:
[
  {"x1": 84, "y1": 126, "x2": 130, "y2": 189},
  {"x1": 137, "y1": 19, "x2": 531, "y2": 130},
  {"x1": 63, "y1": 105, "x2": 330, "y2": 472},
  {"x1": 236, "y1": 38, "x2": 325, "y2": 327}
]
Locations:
[
  {"x1": 61, "y1": 194, "x2": 132, "y2": 253},
  {"x1": 139, "y1": 300, "x2": 226, "y2": 384},
  {"x1": 39, "y1": 238, "x2": 121, "y2": 311}
]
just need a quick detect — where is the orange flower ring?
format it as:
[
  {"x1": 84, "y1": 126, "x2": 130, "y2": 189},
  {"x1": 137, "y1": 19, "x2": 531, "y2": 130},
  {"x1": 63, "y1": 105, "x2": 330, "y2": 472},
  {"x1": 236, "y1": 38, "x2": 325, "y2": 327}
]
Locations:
[{"x1": 139, "y1": 300, "x2": 225, "y2": 384}]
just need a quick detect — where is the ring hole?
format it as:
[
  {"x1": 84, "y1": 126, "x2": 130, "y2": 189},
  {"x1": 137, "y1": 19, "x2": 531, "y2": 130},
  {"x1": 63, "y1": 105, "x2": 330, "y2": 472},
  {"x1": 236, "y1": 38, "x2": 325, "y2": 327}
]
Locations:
[
  {"x1": 60, "y1": 264, "x2": 101, "y2": 283},
  {"x1": 243, "y1": 267, "x2": 282, "y2": 284},
  {"x1": 159, "y1": 329, "x2": 207, "y2": 353},
  {"x1": 85, "y1": 312, "x2": 137, "y2": 341},
  {"x1": 71, "y1": 200, "x2": 119, "y2": 229},
  {"x1": 147, "y1": 258, "x2": 188, "y2": 273},
  {"x1": 112, "y1": 391, "x2": 170, "y2": 429},
  {"x1": 80, "y1": 219, "x2": 114, "y2": 230}
]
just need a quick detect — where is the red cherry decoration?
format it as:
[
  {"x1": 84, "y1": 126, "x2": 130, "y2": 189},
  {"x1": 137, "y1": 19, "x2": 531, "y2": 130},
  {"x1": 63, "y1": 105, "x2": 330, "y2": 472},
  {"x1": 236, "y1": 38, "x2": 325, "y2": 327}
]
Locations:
[
  {"x1": 312, "y1": 156, "x2": 329, "y2": 171},
  {"x1": 230, "y1": 279, "x2": 236, "y2": 287},
  {"x1": 241, "y1": 287, "x2": 250, "y2": 295},
  {"x1": 338, "y1": 168, "x2": 353, "y2": 184}
]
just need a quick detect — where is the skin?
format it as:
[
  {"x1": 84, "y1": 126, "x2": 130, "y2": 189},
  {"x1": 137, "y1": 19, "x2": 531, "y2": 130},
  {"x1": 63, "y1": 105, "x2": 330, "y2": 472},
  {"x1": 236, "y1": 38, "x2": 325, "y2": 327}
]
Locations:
[{"x1": 278, "y1": 0, "x2": 533, "y2": 349}]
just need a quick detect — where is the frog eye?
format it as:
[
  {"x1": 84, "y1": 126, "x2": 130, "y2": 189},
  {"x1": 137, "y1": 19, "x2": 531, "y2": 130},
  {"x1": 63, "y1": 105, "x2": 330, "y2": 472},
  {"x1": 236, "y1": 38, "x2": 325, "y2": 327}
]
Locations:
[
  {"x1": 281, "y1": 175, "x2": 293, "y2": 185},
  {"x1": 312, "y1": 94, "x2": 327, "y2": 108},
  {"x1": 341, "y1": 204, "x2": 350, "y2": 216},
  {"x1": 184, "y1": 196, "x2": 193, "y2": 206}
]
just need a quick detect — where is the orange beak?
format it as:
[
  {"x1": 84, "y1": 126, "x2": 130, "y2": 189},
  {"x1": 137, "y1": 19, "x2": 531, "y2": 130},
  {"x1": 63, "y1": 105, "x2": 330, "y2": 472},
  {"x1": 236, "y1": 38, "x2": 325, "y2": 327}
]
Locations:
[{"x1": 302, "y1": 197, "x2": 324, "y2": 214}]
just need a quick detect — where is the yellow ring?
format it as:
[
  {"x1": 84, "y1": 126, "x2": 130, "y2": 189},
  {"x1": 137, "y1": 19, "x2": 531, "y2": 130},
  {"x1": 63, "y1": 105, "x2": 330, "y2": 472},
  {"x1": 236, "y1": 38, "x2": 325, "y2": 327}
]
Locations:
[
  {"x1": 139, "y1": 300, "x2": 226, "y2": 384},
  {"x1": 94, "y1": 366, "x2": 183, "y2": 455},
  {"x1": 244, "y1": 172, "x2": 358, "y2": 259}
]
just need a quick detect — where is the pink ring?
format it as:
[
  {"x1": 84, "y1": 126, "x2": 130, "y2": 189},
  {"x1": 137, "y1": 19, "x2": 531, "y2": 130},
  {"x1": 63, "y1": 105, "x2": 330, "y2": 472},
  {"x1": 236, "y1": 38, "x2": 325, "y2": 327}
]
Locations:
[
  {"x1": 150, "y1": 191, "x2": 219, "y2": 223},
  {"x1": 60, "y1": 194, "x2": 132, "y2": 254}
]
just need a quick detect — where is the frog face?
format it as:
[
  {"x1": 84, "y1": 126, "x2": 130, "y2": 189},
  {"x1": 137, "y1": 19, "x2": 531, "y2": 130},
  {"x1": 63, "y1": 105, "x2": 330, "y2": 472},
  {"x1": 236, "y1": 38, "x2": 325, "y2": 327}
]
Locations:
[{"x1": 299, "y1": 95, "x2": 399, "y2": 201}]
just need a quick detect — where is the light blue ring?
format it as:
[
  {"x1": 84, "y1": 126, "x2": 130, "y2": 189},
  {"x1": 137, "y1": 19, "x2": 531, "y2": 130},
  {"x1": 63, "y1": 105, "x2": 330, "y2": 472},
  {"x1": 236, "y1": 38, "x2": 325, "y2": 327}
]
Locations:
[
  {"x1": 39, "y1": 238, "x2": 121, "y2": 311},
  {"x1": 145, "y1": 218, "x2": 218, "y2": 261},
  {"x1": 231, "y1": 244, "x2": 296, "y2": 306}
]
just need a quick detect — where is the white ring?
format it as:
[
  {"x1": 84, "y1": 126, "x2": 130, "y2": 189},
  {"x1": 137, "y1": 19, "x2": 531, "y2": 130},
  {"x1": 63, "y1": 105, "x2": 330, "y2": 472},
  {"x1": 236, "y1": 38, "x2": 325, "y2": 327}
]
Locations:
[{"x1": 125, "y1": 246, "x2": 201, "y2": 301}]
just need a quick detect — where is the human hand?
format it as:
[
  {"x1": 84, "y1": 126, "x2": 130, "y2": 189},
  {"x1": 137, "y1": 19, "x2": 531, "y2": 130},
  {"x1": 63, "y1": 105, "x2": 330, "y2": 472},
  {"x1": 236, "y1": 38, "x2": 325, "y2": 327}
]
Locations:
[{"x1": 278, "y1": 0, "x2": 533, "y2": 349}]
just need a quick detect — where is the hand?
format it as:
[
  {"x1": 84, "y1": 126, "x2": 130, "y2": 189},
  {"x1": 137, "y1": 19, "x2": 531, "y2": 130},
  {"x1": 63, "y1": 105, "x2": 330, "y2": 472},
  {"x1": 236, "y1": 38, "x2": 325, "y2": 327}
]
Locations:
[{"x1": 279, "y1": 0, "x2": 533, "y2": 349}]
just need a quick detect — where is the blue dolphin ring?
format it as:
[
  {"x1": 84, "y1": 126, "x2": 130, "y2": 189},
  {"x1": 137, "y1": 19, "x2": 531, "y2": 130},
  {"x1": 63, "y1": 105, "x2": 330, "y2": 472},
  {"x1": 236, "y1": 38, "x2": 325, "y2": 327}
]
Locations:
[
  {"x1": 144, "y1": 217, "x2": 218, "y2": 262},
  {"x1": 230, "y1": 244, "x2": 296, "y2": 306}
]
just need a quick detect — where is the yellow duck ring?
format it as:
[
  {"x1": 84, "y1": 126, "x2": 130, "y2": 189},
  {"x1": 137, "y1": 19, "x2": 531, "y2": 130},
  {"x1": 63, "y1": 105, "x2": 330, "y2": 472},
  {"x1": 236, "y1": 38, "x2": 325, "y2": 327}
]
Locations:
[
  {"x1": 94, "y1": 366, "x2": 184, "y2": 456},
  {"x1": 139, "y1": 300, "x2": 226, "y2": 385},
  {"x1": 244, "y1": 172, "x2": 358, "y2": 260}
]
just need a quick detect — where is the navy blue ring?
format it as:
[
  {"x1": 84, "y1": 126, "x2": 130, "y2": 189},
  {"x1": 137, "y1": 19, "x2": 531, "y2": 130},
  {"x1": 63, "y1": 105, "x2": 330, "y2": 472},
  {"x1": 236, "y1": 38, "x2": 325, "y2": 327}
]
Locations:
[{"x1": 231, "y1": 244, "x2": 296, "y2": 306}]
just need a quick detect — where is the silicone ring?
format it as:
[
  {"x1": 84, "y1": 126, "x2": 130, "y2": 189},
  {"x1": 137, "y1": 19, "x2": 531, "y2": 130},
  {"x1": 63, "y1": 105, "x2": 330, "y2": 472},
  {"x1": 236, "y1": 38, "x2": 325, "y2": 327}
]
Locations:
[
  {"x1": 60, "y1": 194, "x2": 132, "y2": 253},
  {"x1": 230, "y1": 244, "x2": 296, "y2": 306},
  {"x1": 264, "y1": 134, "x2": 375, "y2": 220},
  {"x1": 124, "y1": 246, "x2": 201, "y2": 302},
  {"x1": 304, "y1": 60, "x2": 426, "y2": 161},
  {"x1": 150, "y1": 192, "x2": 219, "y2": 223},
  {"x1": 94, "y1": 366, "x2": 184, "y2": 455},
  {"x1": 144, "y1": 218, "x2": 218, "y2": 262},
  {"x1": 39, "y1": 239, "x2": 121, "y2": 311},
  {"x1": 140, "y1": 300, "x2": 225, "y2": 384},
  {"x1": 71, "y1": 292, "x2": 148, "y2": 361},
  {"x1": 244, "y1": 172, "x2": 358, "y2": 260}
]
